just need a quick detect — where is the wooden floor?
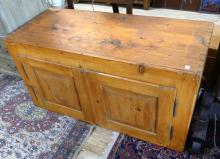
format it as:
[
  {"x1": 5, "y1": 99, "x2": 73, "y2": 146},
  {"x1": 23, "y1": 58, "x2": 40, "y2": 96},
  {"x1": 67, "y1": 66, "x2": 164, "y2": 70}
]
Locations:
[{"x1": 74, "y1": 127, "x2": 119, "y2": 159}]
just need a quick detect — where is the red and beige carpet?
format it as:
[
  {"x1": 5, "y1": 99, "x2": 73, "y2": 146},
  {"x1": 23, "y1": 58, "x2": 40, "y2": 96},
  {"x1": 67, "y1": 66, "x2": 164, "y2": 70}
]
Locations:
[
  {"x1": 0, "y1": 73, "x2": 219, "y2": 159},
  {"x1": 0, "y1": 74, "x2": 92, "y2": 158}
]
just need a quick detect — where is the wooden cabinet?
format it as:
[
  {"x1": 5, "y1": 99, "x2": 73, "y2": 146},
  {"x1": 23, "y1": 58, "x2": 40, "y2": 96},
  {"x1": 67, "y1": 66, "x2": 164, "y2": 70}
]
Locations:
[
  {"x1": 87, "y1": 72, "x2": 176, "y2": 146},
  {"x1": 5, "y1": 9, "x2": 213, "y2": 151},
  {"x1": 21, "y1": 58, "x2": 94, "y2": 122}
]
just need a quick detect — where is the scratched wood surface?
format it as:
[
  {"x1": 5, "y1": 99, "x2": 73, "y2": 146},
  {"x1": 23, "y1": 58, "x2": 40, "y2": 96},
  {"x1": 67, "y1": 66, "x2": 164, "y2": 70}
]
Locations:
[
  {"x1": 6, "y1": 9, "x2": 213, "y2": 75},
  {"x1": 5, "y1": 9, "x2": 213, "y2": 151}
]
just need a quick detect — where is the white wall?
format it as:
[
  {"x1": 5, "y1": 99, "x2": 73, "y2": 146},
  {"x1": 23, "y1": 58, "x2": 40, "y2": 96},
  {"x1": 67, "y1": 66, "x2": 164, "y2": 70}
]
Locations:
[{"x1": 0, "y1": 0, "x2": 49, "y2": 35}]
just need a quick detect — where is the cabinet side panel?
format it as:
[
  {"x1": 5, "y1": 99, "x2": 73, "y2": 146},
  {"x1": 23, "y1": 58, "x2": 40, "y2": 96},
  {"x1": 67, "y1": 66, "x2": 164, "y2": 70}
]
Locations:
[{"x1": 170, "y1": 74, "x2": 201, "y2": 151}]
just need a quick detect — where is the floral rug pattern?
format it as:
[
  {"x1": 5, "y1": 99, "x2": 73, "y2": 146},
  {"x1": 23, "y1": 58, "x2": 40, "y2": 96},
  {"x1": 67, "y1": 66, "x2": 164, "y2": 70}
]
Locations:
[
  {"x1": 0, "y1": 74, "x2": 91, "y2": 159},
  {"x1": 108, "y1": 129, "x2": 220, "y2": 159},
  {"x1": 108, "y1": 135, "x2": 201, "y2": 159}
]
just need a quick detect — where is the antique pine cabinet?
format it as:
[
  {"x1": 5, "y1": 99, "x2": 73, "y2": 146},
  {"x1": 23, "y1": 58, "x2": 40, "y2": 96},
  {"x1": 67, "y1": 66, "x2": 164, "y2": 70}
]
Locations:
[{"x1": 5, "y1": 9, "x2": 213, "y2": 151}]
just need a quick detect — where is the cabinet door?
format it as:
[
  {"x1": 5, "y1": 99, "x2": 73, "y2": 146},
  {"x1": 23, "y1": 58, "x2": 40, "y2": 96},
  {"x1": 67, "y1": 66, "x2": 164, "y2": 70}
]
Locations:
[
  {"x1": 21, "y1": 58, "x2": 93, "y2": 122},
  {"x1": 87, "y1": 72, "x2": 176, "y2": 146}
]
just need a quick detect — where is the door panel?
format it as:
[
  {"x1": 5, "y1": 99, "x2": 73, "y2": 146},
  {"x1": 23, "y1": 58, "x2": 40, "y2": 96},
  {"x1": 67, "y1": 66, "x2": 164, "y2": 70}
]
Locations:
[
  {"x1": 87, "y1": 72, "x2": 176, "y2": 146},
  {"x1": 103, "y1": 86, "x2": 157, "y2": 132},
  {"x1": 34, "y1": 68, "x2": 81, "y2": 111},
  {"x1": 20, "y1": 58, "x2": 93, "y2": 122}
]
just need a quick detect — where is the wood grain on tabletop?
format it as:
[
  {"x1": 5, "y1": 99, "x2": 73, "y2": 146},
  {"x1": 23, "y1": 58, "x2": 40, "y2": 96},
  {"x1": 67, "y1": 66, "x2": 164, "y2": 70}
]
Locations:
[{"x1": 6, "y1": 9, "x2": 213, "y2": 75}]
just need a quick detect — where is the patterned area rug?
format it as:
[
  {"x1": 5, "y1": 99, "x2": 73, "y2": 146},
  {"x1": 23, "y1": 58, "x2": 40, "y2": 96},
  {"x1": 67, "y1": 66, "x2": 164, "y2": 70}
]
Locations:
[
  {"x1": 0, "y1": 74, "x2": 92, "y2": 159},
  {"x1": 108, "y1": 130, "x2": 220, "y2": 159},
  {"x1": 108, "y1": 135, "x2": 200, "y2": 159}
]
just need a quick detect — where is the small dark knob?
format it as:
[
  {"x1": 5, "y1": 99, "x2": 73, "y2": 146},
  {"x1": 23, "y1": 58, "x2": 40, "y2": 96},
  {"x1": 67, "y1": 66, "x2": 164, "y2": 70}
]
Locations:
[{"x1": 138, "y1": 64, "x2": 145, "y2": 74}]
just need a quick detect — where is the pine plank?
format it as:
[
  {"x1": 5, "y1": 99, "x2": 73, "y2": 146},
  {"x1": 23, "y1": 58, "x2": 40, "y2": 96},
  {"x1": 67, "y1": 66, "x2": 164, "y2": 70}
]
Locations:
[{"x1": 6, "y1": 9, "x2": 213, "y2": 75}]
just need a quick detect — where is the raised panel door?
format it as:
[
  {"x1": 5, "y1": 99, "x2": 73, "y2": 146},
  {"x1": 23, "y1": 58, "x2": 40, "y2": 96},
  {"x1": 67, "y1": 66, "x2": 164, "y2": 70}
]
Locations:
[
  {"x1": 87, "y1": 72, "x2": 176, "y2": 146},
  {"x1": 20, "y1": 58, "x2": 93, "y2": 122}
]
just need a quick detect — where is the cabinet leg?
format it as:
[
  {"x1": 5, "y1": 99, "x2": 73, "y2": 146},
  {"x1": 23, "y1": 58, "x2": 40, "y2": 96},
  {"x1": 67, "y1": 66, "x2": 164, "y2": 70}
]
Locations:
[
  {"x1": 126, "y1": 3, "x2": 133, "y2": 14},
  {"x1": 111, "y1": 3, "x2": 119, "y2": 13},
  {"x1": 143, "y1": 0, "x2": 150, "y2": 10},
  {"x1": 67, "y1": 0, "x2": 74, "y2": 9}
]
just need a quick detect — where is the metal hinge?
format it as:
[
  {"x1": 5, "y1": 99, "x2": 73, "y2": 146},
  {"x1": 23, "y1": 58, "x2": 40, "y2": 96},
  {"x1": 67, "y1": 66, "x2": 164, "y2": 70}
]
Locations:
[
  {"x1": 170, "y1": 126, "x2": 174, "y2": 140},
  {"x1": 173, "y1": 99, "x2": 177, "y2": 117}
]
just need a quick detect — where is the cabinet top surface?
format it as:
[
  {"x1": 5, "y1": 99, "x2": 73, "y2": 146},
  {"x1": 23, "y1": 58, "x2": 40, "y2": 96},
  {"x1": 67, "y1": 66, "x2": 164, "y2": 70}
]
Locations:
[{"x1": 6, "y1": 9, "x2": 213, "y2": 74}]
